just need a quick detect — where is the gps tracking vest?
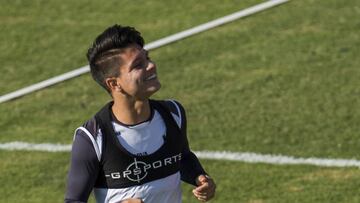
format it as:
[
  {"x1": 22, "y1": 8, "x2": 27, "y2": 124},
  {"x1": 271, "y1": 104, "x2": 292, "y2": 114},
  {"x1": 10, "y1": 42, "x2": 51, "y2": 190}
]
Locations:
[{"x1": 94, "y1": 100, "x2": 184, "y2": 188}]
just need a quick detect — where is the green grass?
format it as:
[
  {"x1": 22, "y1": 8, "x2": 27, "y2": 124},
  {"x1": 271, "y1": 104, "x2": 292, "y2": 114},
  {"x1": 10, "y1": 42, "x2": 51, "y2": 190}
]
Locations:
[
  {"x1": 182, "y1": 160, "x2": 360, "y2": 203},
  {"x1": 0, "y1": 151, "x2": 69, "y2": 202},
  {"x1": 1, "y1": 0, "x2": 360, "y2": 202},
  {"x1": 2, "y1": 152, "x2": 360, "y2": 203}
]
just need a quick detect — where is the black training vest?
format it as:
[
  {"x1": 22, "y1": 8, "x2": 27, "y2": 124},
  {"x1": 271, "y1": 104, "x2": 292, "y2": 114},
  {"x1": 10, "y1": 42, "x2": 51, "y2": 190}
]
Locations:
[{"x1": 94, "y1": 100, "x2": 184, "y2": 188}]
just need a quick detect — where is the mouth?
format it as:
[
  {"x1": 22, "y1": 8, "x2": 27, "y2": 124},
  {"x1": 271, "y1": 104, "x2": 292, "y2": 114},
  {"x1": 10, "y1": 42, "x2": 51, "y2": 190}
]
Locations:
[{"x1": 144, "y1": 74, "x2": 157, "y2": 81}]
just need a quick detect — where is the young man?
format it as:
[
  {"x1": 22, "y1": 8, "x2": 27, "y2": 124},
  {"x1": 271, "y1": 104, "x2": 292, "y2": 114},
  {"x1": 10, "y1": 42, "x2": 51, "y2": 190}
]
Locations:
[{"x1": 65, "y1": 25, "x2": 216, "y2": 203}]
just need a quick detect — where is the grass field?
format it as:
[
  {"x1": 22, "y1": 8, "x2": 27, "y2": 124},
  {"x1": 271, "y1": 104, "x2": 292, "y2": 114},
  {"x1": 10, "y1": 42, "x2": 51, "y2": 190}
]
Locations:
[{"x1": 1, "y1": 0, "x2": 360, "y2": 202}]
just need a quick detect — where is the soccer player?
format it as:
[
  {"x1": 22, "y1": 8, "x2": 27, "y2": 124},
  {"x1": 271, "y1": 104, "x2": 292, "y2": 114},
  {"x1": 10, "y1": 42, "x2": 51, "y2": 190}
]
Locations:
[{"x1": 65, "y1": 25, "x2": 216, "y2": 203}]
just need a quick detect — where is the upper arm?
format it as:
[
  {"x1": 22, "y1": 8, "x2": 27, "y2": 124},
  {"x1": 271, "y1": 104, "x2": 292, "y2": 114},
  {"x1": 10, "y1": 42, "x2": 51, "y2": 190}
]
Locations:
[
  {"x1": 165, "y1": 100, "x2": 208, "y2": 185},
  {"x1": 65, "y1": 129, "x2": 100, "y2": 202}
]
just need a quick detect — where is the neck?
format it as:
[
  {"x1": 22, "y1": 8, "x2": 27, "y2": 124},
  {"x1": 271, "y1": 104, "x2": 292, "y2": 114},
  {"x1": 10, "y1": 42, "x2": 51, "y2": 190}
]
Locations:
[{"x1": 111, "y1": 98, "x2": 151, "y2": 125}]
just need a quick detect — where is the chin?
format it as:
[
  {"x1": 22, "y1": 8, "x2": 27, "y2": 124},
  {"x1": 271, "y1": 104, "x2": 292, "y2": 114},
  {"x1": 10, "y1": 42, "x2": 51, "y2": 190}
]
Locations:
[
  {"x1": 149, "y1": 81, "x2": 161, "y2": 92},
  {"x1": 148, "y1": 84, "x2": 161, "y2": 95},
  {"x1": 138, "y1": 84, "x2": 161, "y2": 99}
]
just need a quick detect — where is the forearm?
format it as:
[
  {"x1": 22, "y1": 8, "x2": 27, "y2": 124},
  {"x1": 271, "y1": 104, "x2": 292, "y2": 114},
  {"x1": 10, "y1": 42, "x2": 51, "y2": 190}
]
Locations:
[{"x1": 180, "y1": 150, "x2": 207, "y2": 186}]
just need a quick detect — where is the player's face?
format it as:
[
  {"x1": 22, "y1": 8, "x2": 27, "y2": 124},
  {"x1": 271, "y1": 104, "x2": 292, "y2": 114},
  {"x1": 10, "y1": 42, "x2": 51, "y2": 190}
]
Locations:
[{"x1": 116, "y1": 44, "x2": 161, "y2": 99}]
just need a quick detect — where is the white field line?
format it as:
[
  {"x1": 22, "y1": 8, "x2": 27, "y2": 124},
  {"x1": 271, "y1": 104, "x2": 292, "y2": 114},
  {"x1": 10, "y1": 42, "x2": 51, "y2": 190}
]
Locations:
[
  {"x1": 1, "y1": 141, "x2": 359, "y2": 168},
  {"x1": 143, "y1": 0, "x2": 289, "y2": 50},
  {"x1": 0, "y1": 0, "x2": 290, "y2": 104},
  {"x1": 0, "y1": 141, "x2": 71, "y2": 152}
]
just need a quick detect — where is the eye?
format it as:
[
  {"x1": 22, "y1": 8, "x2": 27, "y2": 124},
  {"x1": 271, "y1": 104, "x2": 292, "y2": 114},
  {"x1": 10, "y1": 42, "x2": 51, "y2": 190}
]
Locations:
[
  {"x1": 134, "y1": 64, "x2": 143, "y2": 69},
  {"x1": 133, "y1": 61, "x2": 146, "y2": 70}
]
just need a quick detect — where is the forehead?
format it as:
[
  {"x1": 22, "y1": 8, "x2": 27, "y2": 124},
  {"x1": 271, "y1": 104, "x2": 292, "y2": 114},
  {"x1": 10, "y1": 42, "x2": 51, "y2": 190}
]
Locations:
[{"x1": 119, "y1": 44, "x2": 144, "y2": 60}]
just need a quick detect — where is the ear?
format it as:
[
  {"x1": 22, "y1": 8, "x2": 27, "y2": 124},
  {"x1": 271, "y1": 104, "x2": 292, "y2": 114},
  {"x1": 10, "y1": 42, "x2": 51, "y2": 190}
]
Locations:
[{"x1": 105, "y1": 78, "x2": 122, "y2": 92}]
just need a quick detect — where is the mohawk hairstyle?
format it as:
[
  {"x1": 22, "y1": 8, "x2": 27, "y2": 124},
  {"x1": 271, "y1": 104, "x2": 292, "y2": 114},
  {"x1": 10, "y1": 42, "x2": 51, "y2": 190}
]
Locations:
[{"x1": 86, "y1": 25, "x2": 145, "y2": 92}]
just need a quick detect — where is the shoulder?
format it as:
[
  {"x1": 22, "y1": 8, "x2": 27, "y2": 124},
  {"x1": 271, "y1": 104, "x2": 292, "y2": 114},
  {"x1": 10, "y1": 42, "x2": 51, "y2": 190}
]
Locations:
[
  {"x1": 162, "y1": 99, "x2": 185, "y2": 116},
  {"x1": 155, "y1": 99, "x2": 187, "y2": 130},
  {"x1": 74, "y1": 117, "x2": 101, "y2": 140},
  {"x1": 81, "y1": 117, "x2": 100, "y2": 135},
  {"x1": 73, "y1": 116, "x2": 102, "y2": 161}
]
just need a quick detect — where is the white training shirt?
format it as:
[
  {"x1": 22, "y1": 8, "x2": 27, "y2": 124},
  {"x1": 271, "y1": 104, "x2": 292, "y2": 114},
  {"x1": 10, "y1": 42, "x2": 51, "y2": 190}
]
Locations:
[{"x1": 79, "y1": 102, "x2": 183, "y2": 203}]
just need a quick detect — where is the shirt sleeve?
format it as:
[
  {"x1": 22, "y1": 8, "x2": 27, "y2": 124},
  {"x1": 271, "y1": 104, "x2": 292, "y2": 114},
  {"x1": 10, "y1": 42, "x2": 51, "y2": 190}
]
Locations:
[
  {"x1": 172, "y1": 100, "x2": 207, "y2": 186},
  {"x1": 64, "y1": 129, "x2": 100, "y2": 203}
]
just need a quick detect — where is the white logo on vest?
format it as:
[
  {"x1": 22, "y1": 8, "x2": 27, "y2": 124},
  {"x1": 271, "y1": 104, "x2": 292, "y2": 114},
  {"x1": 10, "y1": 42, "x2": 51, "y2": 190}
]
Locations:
[{"x1": 105, "y1": 153, "x2": 182, "y2": 183}]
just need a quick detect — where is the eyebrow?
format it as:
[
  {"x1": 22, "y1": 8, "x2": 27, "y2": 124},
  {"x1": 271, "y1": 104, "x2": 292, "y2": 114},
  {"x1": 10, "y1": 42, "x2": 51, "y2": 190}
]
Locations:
[{"x1": 130, "y1": 50, "x2": 148, "y2": 67}]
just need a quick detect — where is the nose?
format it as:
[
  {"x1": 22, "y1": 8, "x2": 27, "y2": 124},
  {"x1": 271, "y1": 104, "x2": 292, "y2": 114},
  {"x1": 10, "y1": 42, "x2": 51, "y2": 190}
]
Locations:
[{"x1": 146, "y1": 60, "x2": 156, "y2": 71}]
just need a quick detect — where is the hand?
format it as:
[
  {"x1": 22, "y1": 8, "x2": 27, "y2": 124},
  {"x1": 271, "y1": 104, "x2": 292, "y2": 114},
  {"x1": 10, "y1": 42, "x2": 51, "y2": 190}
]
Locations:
[
  {"x1": 193, "y1": 174, "x2": 216, "y2": 202},
  {"x1": 119, "y1": 198, "x2": 144, "y2": 203}
]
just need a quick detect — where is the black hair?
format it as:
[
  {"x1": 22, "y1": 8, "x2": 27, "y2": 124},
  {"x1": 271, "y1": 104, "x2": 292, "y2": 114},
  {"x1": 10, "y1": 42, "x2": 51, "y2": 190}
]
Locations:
[{"x1": 86, "y1": 25, "x2": 145, "y2": 92}]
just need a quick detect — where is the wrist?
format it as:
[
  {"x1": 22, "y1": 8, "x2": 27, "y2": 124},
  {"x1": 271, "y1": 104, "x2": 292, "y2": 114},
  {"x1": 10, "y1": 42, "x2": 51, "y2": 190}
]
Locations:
[{"x1": 195, "y1": 174, "x2": 211, "y2": 185}]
